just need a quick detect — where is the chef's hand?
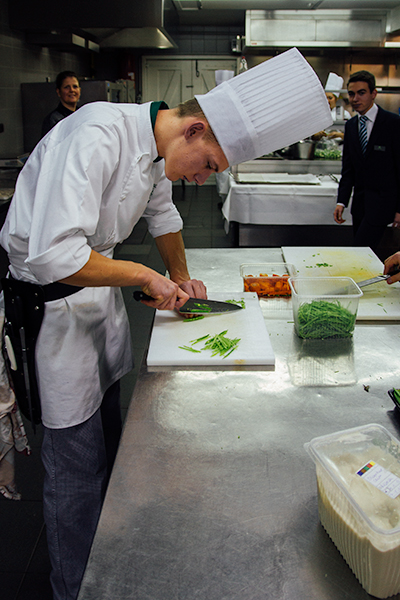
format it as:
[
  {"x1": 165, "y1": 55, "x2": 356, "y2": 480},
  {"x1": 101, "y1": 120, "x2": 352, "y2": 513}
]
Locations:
[
  {"x1": 179, "y1": 278, "x2": 207, "y2": 299},
  {"x1": 311, "y1": 131, "x2": 326, "y2": 141},
  {"x1": 140, "y1": 274, "x2": 190, "y2": 310},
  {"x1": 333, "y1": 204, "x2": 346, "y2": 224},
  {"x1": 175, "y1": 278, "x2": 207, "y2": 318},
  {"x1": 326, "y1": 130, "x2": 344, "y2": 140},
  {"x1": 384, "y1": 252, "x2": 400, "y2": 284},
  {"x1": 392, "y1": 212, "x2": 400, "y2": 230}
]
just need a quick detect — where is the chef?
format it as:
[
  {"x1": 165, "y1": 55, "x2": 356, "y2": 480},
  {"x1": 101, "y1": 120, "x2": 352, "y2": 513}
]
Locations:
[
  {"x1": 325, "y1": 72, "x2": 352, "y2": 122},
  {"x1": 0, "y1": 47, "x2": 331, "y2": 600},
  {"x1": 313, "y1": 72, "x2": 352, "y2": 142}
]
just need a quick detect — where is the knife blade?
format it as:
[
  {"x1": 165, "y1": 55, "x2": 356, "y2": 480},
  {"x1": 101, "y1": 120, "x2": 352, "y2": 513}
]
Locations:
[
  {"x1": 357, "y1": 266, "x2": 400, "y2": 288},
  {"x1": 356, "y1": 274, "x2": 391, "y2": 287},
  {"x1": 133, "y1": 291, "x2": 243, "y2": 314}
]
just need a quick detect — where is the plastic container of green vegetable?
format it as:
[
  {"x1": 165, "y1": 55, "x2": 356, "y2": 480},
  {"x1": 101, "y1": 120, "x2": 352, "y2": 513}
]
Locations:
[{"x1": 289, "y1": 277, "x2": 363, "y2": 339}]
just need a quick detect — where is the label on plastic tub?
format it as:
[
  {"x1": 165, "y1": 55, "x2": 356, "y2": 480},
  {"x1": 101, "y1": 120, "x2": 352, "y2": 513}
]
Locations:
[{"x1": 357, "y1": 461, "x2": 400, "y2": 499}]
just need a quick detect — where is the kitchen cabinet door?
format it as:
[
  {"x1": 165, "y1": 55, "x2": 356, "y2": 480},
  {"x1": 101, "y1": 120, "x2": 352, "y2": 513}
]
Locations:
[{"x1": 142, "y1": 57, "x2": 237, "y2": 104}]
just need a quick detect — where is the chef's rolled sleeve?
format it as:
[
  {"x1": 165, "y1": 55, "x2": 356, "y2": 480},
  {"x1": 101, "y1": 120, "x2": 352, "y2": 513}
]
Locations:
[{"x1": 25, "y1": 235, "x2": 92, "y2": 284}]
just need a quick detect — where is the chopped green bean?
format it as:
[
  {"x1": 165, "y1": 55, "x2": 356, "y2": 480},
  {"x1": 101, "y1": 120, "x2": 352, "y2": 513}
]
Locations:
[
  {"x1": 179, "y1": 345, "x2": 202, "y2": 353},
  {"x1": 224, "y1": 298, "x2": 246, "y2": 309},
  {"x1": 180, "y1": 330, "x2": 240, "y2": 358},
  {"x1": 296, "y1": 299, "x2": 356, "y2": 339},
  {"x1": 183, "y1": 315, "x2": 205, "y2": 322},
  {"x1": 190, "y1": 334, "x2": 210, "y2": 344}
]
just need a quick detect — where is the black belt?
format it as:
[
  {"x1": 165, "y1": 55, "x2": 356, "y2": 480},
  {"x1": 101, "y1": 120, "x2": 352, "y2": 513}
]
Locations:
[
  {"x1": 41, "y1": 281, "x2": 83, "y2": 302},
  {"x1": 1, "y1": 276, "x2": 84, "y2": 429},
  {"x1": 7, "y1": 274, "x2": 83, "y2": 302}
]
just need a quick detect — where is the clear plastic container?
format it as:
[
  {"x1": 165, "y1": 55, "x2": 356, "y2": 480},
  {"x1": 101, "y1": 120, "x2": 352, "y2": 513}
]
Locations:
[
  {"x1": 289, "y1": 276, "x2": 362, "y2": 339},
  {"x1": 240, "y1": 263, "x2": 296, "y2": 298},
  {"x1": 305, "y1": 424, "x2": 400, "y2": 598}
]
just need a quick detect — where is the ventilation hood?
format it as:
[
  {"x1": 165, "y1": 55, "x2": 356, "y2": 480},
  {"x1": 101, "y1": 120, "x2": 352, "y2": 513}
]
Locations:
[
  {"x1": 8, "y1": 0, "x2": 178, "y2": 49},
  {"x1": 245, "y1": 9, "x2": 399, "y2": 49}
]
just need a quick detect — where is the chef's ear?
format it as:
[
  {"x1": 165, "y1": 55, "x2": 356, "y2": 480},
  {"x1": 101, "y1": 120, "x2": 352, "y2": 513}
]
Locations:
[{"x1": 184, "y1": 121, "x2": 206, "y2": 140}]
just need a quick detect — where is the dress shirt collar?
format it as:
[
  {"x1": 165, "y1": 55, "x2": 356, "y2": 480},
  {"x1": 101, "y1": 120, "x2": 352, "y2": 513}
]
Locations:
[{"x1": 359, "y1": 102, "x2": 378, "y2": 125}]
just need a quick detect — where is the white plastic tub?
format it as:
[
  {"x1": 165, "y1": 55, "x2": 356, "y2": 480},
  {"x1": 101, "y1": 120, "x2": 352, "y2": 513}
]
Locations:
[{"x1": 305, "y1": 424, "x2": 400, "y2": 598}]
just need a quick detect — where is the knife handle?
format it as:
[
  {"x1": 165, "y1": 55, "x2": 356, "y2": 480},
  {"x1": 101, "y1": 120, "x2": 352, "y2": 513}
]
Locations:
[{"x1": 133, "y1": 291, "x2": 153, "y2": 302}]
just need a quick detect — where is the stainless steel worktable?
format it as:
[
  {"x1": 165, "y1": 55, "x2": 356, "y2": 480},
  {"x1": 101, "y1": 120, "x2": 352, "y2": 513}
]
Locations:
[{"x1": 78, "y1": 248, "x2": 400, "y2": 600}]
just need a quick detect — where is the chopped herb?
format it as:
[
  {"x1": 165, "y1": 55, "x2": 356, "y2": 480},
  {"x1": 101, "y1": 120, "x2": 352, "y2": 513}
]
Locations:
[
  {"x1": 180, "y1": 330, "x2": 241, "y2": 358},
  {"x1": 178, "y1": 345, "x2": 201, "y2": 353},
  {"x1": 190, "y1": 334, "x2": 210, "y2": 344},
  {"x1": 224, "y1": 298, "x2": 246, "y2": 309},
  {"x1": 296, "y1": 299, "x2": 356, "y2": 339},
  {"x1": 183, "y1": 315, "x2": 205, "y2": 322},
  {"x1": 185, "y1": 302, "x2": 212, "y2": 313}
]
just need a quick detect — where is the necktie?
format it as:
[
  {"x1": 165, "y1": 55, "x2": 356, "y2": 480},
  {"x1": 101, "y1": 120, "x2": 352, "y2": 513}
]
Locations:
[{"x1": 359, "y1": 115, "x2": 368, "y2": 154}]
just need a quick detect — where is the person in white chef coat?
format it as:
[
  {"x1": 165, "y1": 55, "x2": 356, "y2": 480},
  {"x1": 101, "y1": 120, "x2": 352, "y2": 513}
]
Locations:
[
  {"x1": 325, "y1": 72, "x2": 351, "y2": 123},
  {"x1": 313, "y1": 72, "x2": 352, "y2": 142},
  {"x1": 0, "y1": 47, "x2": 332, "y2": 600}
]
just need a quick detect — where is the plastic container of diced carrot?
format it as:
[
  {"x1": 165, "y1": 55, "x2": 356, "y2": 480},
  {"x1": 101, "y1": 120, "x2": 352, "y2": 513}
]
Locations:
[{"x1": 240, "y1": 263, "x2": 296, "y2": 298}]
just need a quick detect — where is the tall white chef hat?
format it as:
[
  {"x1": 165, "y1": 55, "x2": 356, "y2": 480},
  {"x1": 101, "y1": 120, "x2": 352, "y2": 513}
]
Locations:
[
  {"x1": 325, "y1": 72, "x2": 344, "y2": 98},
  {"x1": 195, "y1": 47, "x2": 332, "y2": 166}
]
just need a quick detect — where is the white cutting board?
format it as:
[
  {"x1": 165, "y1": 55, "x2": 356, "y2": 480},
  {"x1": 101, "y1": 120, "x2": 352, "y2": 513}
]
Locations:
[
  {"x1": 147, "y1": 292, "x2": 275, "y2": 368},
  {"x1": 282, "y1": 246, "x2": 400, "y2": 320}
]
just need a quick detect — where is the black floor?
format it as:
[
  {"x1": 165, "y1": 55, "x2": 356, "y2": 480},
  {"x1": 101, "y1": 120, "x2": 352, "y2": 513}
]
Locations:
[{"x1": 0, "y1": 183, "x2": 235, "y2": 600}]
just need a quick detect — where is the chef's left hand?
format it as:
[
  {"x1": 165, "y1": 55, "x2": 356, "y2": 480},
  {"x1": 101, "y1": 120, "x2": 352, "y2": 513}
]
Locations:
[{"x1": 179, "y1": 278, "x2": 207, "y2": 299}]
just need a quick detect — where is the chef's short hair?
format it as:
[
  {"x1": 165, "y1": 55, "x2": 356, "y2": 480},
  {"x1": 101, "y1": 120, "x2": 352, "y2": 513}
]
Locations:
[
  {"x1": 56, "y1": 71, "x2": 80, "y2": 90},
  {"x1": 177, "y1": 98, "x2": 218, "y2": 145},
  {"x1": 347, "y1": 70, "x2": 376, "y2": 93}
]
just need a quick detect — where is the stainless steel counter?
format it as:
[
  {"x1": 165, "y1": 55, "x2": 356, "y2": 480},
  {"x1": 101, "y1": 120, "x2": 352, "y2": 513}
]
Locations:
[{"x1": 78, "y1": 248, "x2": 400, "y2": 600}]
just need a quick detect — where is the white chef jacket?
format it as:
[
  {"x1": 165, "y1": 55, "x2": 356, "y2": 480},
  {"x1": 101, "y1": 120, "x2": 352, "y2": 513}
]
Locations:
[
  {"x1": 331, "y1": 106, "x2": 351, "y2": 121},
  {"x1": 0, "y1": 102, "x2": 183, "y2": 428}
]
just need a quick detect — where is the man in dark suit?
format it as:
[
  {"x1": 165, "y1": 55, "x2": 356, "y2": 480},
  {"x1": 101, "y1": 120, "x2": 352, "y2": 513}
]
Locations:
[{"x1": 333, "y1": 70, "x2": 400, "y2": 251}]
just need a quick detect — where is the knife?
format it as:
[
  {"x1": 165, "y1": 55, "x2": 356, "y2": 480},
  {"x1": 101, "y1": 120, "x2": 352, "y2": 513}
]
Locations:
[
  {"x1": 133, "y1": 291, "x2": 243, "y2": 314},
  {"x1": 356, "y1": 274, "x2": 392, "y2": 288},
  {"x1": 357, "y1": 266, "x2": 400, "y2": 288}
]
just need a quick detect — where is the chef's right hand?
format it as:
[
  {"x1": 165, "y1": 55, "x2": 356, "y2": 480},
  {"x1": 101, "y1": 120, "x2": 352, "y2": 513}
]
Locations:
[
  {"x1": 140, "y1": 273, "x2": 189, "y2": 310},
  {"x1": 333, "y1": 204, "x2": 346, "y2": 224},
  {"x1": 384, "y1": 252, "x2": 400, "y2": 284}
]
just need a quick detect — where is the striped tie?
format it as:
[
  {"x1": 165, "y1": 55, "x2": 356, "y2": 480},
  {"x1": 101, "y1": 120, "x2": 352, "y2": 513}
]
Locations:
[{"x1": 359, "y1": 115, "x2": 368, "y2": 154}]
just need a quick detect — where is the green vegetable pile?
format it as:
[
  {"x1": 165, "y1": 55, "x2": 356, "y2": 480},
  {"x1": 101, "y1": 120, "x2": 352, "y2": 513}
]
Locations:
[
  {"x1": 224, "y1": 298, "x2": 246, "y2": 309},
  {"x1": 314, "y1": 147, "x2": 342, "y2": 160},
  {"x1": 185, "y1": 302, "x2": 212, "y2": 313},
  {"x1": 179, "y1": 330, "x2": 241, "y2": 358},
  {"x1": 296, "y1": 299, "x2": 356, "y2": 339}
]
